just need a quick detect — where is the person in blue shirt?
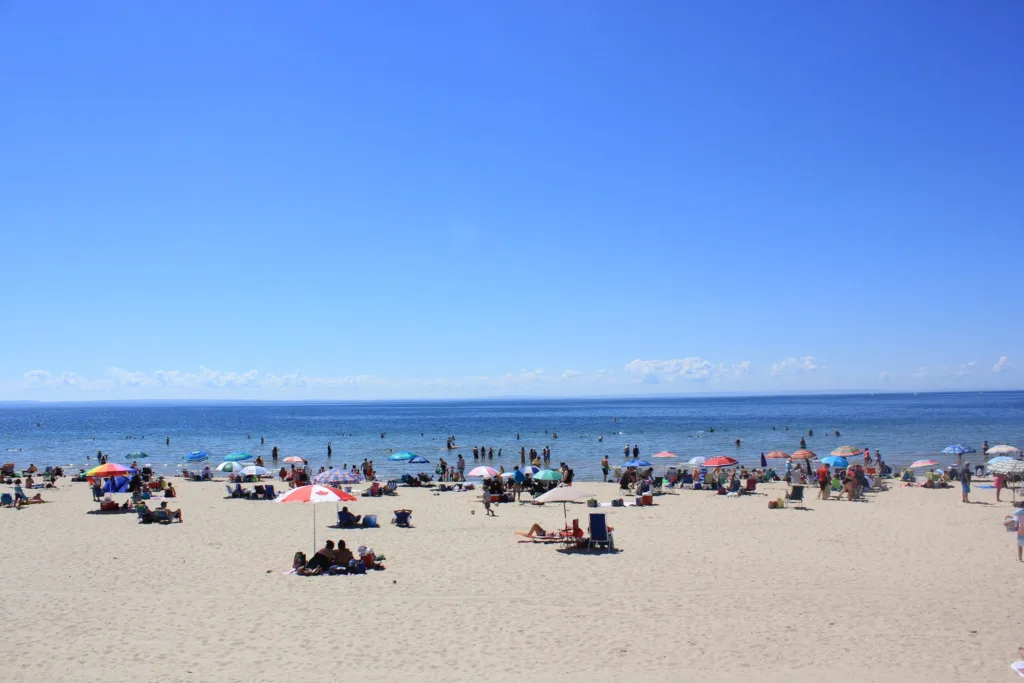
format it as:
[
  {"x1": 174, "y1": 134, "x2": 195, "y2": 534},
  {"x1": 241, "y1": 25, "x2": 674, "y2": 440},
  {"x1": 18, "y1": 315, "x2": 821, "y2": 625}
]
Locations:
[{"x1": 512, "y1": 466, "x2": 526, "y2": 502}]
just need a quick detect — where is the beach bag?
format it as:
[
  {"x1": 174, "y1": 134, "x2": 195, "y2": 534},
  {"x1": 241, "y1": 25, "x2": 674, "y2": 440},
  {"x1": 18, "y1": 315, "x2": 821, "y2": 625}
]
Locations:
[
  {"x1": 587, "y1": 498, "x2": 598, "y2": 508},
  {"x1": 768, "y1": 500, "x2": 777, "y2": 509},
  {"x1": 348, "y1": 559, "x2": 367, "y2": 575}
]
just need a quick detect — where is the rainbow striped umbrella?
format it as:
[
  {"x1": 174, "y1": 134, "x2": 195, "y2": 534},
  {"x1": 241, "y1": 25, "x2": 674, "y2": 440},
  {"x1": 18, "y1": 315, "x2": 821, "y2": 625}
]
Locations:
[
  {"x1": 86, "y1": 463, "x2": 135, "y2": 478},
  {"x1": 831, "y1": 445, "x2": 863, "y2": 457}
]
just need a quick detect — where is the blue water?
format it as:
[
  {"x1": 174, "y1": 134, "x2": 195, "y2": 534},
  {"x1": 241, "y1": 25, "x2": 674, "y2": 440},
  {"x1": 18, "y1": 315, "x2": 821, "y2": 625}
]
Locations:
[{"x1": 1, "y1": 392, "x2": 1022, "y2": 480}]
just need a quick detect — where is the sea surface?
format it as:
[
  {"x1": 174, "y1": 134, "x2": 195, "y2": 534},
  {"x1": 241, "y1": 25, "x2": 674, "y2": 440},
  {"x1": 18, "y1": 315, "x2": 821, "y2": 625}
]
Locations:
[{"x1": 1, "y1": 392, "x2": 1022, "y2": 480}]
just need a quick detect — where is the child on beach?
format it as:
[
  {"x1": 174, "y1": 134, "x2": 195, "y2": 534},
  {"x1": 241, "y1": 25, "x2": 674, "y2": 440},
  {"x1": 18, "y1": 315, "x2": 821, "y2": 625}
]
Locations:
[
  {"x1": 482, "y1": 488, "x2": 496, "y2": 516},
  {"x1": 1005, "y1": 502, "x2": 1024, "y2": 562}
]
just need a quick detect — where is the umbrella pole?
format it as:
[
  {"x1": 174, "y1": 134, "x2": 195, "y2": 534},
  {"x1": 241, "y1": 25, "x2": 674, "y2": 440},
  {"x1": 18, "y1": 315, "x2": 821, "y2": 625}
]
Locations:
[{"x1": 313, "y1": 505, "x2": 317, "y2": 552}]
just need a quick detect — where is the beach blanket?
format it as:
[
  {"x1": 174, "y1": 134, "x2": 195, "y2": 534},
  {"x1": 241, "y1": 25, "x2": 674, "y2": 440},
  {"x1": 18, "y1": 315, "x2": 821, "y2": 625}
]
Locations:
[{"x1": 1011, "y1": 660, "x2": 1024, "y2": 678}]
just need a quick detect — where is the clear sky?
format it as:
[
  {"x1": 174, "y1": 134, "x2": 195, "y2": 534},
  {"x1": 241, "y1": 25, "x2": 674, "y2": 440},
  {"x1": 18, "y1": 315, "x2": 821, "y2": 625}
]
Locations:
[{"x1": 1, "y1": 1, "x2": 1021, "y2": 400}]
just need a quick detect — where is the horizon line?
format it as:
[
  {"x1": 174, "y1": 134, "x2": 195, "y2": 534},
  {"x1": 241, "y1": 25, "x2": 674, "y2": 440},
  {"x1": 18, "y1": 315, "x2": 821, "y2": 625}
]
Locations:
[{"x1": 1, "y1": 388, "x2": 1021, "y2": 407}]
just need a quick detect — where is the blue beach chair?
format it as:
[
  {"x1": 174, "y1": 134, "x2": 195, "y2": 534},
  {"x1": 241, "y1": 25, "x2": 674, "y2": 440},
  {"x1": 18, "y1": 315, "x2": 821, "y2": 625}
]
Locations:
[{"x1": 588, "y1": 513, "x2": 614, "y2": 552}]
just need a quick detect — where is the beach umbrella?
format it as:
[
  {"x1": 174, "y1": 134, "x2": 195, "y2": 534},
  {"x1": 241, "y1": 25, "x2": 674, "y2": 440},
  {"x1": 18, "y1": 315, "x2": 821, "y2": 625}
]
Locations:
[
  {"x1": 908, "y1": 459, "x2": 938, "y2": 469},
  {"x1": 408, "y1": 456, "x2": 430, "y2": 464},
  {"x1": 127, "y1": 451, "x2": 148, "y2": 459},
  {"x1": 765, "y1": 451, "x2": 790, "y2": 459},
  {"x1": 520, "y1": 465, "x2": 540, "y2": 475},
  {"x1": 239, "y1": 465, "x2": 270, "y2": 477},
  {"x1": 277, "y1": 485, "x2": 357, "y2": 550},
  {"x1": 337, "y1": 470, "x2": 363, "y2": 484},
  {"x1": 820, "y1": 456, "x2": 848, "y2": 468},
  {"x1": 704, "y1": 456, "x2": 738, "y2": 468},
  {"x1": 760, "y1": 453, "x2": 767, "y2": 467},
  {"x1": 622, "y1": 459, "x2": 652, "y2": 468},
  {"x1": 831, "y1": 446, "x2": 863, "y2": 457},
  {"x1": 535, "y1": 487, "x2": 594, "y2": 525},
  {"x1": 987, "y1": 445, "x2": 1021, "y2": 457},
  {"x1": 388, "y1": 451, "x2": 418, "y2": 461},
  {"x1": 533, "y1": 469, "x2": 563, "y2": 481},
  {"x1": 183, "y1": 450, "x2": 210, "y2": 463},
  {"x1": 468, "y1": 466, "x2": 499, "y2": 477},
  {"x1": 687, "y1": 456, "x2": 707, "y2": 465},
  {"x1": 86, "y1": 463, "x2": 135, "y2": 478},
  {"x1": 282, "y1": 456, "x2": 306, "y2": 464},
  {"x1": 652, "y1": 451, "x2": 676, "y2": 458},
  {"x1": 941, "y1": 445, "x2": 976, "y2": 456},
  {"x1": 313, "y1": 468, "x2": 343, "y2": 485},
  {"x1": 791, "y1": 449, "x2": 817, "y2": 460},
  {"x1": 988, "y1": 460, "x2": 1024, "y2": 475},
  {"x1": 988, "y1": 456, "x2": 1015, "y2": 466},
  {"x1": 224, "y1": 452, "x2": 253, "y2": 462},
  {"x1": 499, "y1": 472, "x2": 515, "y2": 478},
  {"x1": 215, "y1": 461, "x2": 247, "y2": 473}
]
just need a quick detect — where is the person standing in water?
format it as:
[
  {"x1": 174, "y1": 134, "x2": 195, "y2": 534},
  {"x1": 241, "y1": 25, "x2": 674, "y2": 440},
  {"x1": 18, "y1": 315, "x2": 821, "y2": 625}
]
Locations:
[
  {"x1": 272, "y1": 446, "x2": 279, "y2": 462},
  {"x1": 601, "y1": 456, "x2": 610, "y2": 482},
  {"x1": 327, "y1": 442, "x2": 332, "y2": 459}
]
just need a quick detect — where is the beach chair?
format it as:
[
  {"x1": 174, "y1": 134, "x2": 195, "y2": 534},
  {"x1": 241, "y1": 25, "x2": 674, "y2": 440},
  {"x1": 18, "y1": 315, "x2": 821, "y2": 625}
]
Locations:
[
  {"x1": 392, "y1": 509, "x2": 412, "y2": 527},
  {"x1": 383, "y1": 481, "x2": 398, "y2": 495},
  {"x1": 263, "y1": 484, "x2": 276, "y2": 500},
  {"x1": 0, "y1": 493, "x2": 12, "y2": 507},
  {"x1": 786, "y1": 485, "x2": 805, "y2": 507},
  {"x1": 225, "y1": 485, "x2": 235, "y2": 498},
  {"x1": 588, "y1": 513, "x2": 614, "y2": 552}
]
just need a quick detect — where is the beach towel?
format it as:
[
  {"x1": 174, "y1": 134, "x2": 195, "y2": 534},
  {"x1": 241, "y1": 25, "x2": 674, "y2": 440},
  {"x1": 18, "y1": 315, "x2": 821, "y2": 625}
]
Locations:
[{"x1": 1011, "y1": 660, "x2": 1024, "y2": 678}]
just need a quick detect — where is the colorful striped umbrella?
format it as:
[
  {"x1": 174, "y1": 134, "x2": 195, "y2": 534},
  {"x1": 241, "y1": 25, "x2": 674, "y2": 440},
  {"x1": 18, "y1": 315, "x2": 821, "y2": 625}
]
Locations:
[
  {"x1": 408, "y1": 456, "x2": 429, "y2": 464},
  {"x1": 831, "y1": 446, "x2": 863, "y2": 457},
  {"x1": 282, "y1": 456, "x2": 306, "y2": 464},
  {"x1": 467, "y1": 466, "x2": 499, "y2": 477},
  {"x1": 988, "y1": 460, "x2": 1024, "y2": 476},
  {"x1": 765, "y1": 451, "x2": 790, "y2": 459},
  {"x1": 791, "y1": 449, "x2": 817, "y2": 460},
  {"x1": 215, "y1": 461, "x2": 247, "y2": 472},
  {"x1": 652, "y1": 451, "x2": 677, "y2": 458},
  {"x1": 224, "y1": 452, "x2": 253, "y2": 462},
  {"x1": 520, "y1": 465, "x2": 540, "y2": 474},
  {"x1": 182, "y1": 450, "x2": 210, "y2": 462},
  {"x1": 86, "y1": 463, "x2": 135, "y2": 478},
  {"x1": 908, "y1": 459, "x2": 938, "y2": 469},
  {"x1": 704, "y1": 456, "x2": 738, "y2": 468},
  {"x1": 941, "y1": 445, "x2": 976, "y2": 456}
]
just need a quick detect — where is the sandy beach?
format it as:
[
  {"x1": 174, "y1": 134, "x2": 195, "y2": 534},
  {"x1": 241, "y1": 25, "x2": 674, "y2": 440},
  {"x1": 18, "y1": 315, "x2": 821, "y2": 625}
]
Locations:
[{"x1": 4, "y1": 475, "x2": 1024, "y2": 683}]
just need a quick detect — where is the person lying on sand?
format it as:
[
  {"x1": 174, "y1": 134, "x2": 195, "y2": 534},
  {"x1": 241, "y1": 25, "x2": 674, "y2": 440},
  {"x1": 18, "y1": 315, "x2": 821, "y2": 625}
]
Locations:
[{"x1": 521, "y1": 523, "x2": 560, "y2": 538}]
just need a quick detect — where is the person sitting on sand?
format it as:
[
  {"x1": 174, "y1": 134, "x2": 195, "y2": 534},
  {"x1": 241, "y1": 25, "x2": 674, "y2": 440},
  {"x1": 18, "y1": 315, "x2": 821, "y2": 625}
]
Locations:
[
  {"x1": 164, "y1": 482, "x2": 177, "y2": 498},
  {"x1": 25, "y1": 475, "x2": 35, "y2": 489},
  {"x1": 337, "y1": 506, "x2": 361, "y2": 528},
  {"x1": 158, "y1": 501, "x2": 183, "y2": 522},
  {"x1": 333, "y1": 539, "x2": 355, "y2": 567},
  {"x1": 298, "y1": 540, "x2": 335, "y2": 576},
  {"x1": 13, "y1": 479, "x2": 45, "y2": 507}
]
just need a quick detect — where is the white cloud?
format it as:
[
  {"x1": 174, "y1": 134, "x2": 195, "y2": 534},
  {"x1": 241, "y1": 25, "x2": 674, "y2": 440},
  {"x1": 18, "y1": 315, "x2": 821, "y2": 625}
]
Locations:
[
  {"x1": 23, "y1": 370, "x2": 54, "y2": 387},
  {"x1": 560, "y1": 370, "x2": 582, "y2": 380},
  {"x1": 625, "y1": 357, "x2": 713, "y2": 384},
  {"x1": 993, "y1": 356, "x2": 1016, "y2": 373},
  {"x1": 952, "y1": 361, "x2": 976, "y2": 377},
  {"x1": 912, "y1": 366, "x2": 928, "y2": 379},
  {"x1": 771, "y1": 355, "x2": 820, "y2": 376},
  {"x1": 714, "y1": 361, "x2": 752, "y2": 381}
]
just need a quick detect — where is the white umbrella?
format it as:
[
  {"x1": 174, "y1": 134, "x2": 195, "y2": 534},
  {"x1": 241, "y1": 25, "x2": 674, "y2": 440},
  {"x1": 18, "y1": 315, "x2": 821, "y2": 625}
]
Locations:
[
  {"x1": 989, "y1": 460, "x2": 1024, "y2": 475},
  {"x1": 215, "y1": 461, "x2": 246, "y2": 473},
  {"x1": 239, "y1": 465, "x2": 270, "y2": 477},
  {"x1": 687, "y1": 456, "x2": 707, "y2": 465},
  {"x1": 987, "y1": 445, "x2": 1021, "y2": 457},
  {"x1": 534, "y1": 487, "x2": 595, "y2": 525}
]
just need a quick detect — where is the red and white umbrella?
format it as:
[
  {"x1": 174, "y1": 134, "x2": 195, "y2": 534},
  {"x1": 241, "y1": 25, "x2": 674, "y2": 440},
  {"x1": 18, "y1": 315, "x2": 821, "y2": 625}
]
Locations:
[
  {"x1": 704, "y1": 456, "x2": 738, "y2": 468},
  {"x1": 282, "y1": 456, "x2": 306, "y2": 464},
  {"x1": 908, "y1": 459, "x2": 938, "y2": 469},
  {"x1": 278, "y1": 485, "x2": 356, "y2": 548},
  {"x1": 467, "y1": 466, "x2": 499, "y2": 477}
]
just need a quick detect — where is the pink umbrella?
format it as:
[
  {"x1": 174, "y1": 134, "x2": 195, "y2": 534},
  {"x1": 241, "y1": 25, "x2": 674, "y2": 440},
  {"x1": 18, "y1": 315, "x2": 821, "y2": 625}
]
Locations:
[
  {"x1": 282, "y1": 456, "x2": 306, "y2": 463},
  {"x1": 908, "y1": 459, "x2": 938, "y2": 469},
  {"x1": 704, "y1": 456, "x2": 739, "y2": 468},
  {"x1": 278, "y1": 485, "x2": 356, "y2": 548},
  {"x1": 467, "y1": 466, "x2": 499, "y2": 477},
  {"x1": 652, "y1": 451, "x2": 677, "y2": 458}
]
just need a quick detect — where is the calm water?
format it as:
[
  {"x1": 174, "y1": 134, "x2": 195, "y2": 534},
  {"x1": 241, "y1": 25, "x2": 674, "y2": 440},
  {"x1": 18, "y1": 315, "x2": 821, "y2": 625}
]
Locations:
[{"x1": 1, "y1": 393, "x2": 1022, "y2": 480}]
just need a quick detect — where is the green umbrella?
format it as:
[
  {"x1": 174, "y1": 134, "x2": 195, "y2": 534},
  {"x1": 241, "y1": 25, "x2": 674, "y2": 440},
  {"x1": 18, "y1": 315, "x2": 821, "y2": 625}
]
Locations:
[
  {"x1": 127, "y1": 451, "x2": 148, "y2": 459},
  {"x1": 216, "y1": 461, "x2": 247, "y2": 473},
  {"x1": 224, "y1": 452, "x2": 253, "y2": 462},
  {"x1": 533, "y1": 469, "x2": 563, "y2": 481}
]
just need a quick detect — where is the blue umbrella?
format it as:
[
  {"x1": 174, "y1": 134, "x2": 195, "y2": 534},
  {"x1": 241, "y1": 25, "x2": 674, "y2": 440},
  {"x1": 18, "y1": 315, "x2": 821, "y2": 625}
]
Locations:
[
  {"x1": 520, "y1": 465, "x2": 540, "y2": 475},
  {"x1": 224, "y1": 452, "x2": 253, "y2": 462},
  {"x1": 622, "y1": 459, "x2": 652, "y2": 468},
  {"x1": 941, "y1": 445, "x2": 976, "y2": 456},
  {"x1": 388, "y1": 451, "x2": 418, "y2": 461},
  {"x1": 408, "y1": 456, "x2": 429, "y2": 464},
  {"x1": 182, "y1": 450, "x2": 210, "y2": 463},
  {"x1": 820, "y1": 455, "x2": 848, "y2": 468}
]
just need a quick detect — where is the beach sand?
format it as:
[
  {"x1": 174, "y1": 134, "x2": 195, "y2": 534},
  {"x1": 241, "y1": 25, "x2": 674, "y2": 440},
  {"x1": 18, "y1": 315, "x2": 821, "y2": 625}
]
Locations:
[{"x1": 4, "y1": 477, "x2": 1023, "y2": 683}]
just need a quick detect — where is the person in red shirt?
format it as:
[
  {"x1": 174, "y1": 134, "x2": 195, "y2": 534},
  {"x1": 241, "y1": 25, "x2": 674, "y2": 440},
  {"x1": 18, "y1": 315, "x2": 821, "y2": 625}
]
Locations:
[{"x1": 816, "y1": 464, "x2": 831, "y2": 499}]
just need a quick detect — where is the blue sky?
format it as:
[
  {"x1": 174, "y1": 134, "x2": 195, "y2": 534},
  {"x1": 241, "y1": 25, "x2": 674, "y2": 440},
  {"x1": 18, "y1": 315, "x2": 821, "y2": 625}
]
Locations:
[{"x1": 1, "y1": 1, "x2": 1021, "y2": 400}]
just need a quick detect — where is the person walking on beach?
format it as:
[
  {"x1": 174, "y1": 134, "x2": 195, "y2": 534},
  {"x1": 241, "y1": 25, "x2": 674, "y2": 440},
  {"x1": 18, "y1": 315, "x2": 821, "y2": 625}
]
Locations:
[
  {"x1": 482, "y1": 487, "x2": 496, "y2": 516},
  {"x1": 961, "y1": 463, "x2": 972, "y2": 503},
  {"x1": 817, "y1": 463, "x2": 830, "y2": 499},
  {"x1": 512, "y1": 465, "x2": 525, "y2": 501},
  {"x1": 601, "y1": 456, "x2": 610, "y2": 482}
]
